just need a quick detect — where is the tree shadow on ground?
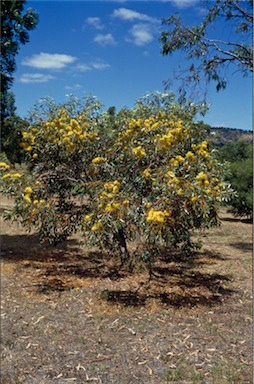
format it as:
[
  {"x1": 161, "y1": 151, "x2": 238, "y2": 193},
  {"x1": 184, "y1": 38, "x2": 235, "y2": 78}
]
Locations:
[
  {"x1": 0, "y1": 233, "x2": 81, "y2": 262},
  {"x1": 221, "y1": 216, "x2": 253, "y2": 224},
  {"x1": 1, "y1": 233, "x2": 235, "y2": 308},
  {"x1": 229, "y1": 242, "x2": 253, "y2": 252}
]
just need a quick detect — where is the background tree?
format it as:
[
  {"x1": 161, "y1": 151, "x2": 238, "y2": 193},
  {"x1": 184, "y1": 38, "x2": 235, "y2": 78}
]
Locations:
[
  {"x1": 227, "y1": 158, "x2": 252, "y2": 218},
  {"x1": 1, "y1": 0, "x2": 38, "y2": 163},
  {"x1": 1, "y1": 0, "x2": 38, "y2": 121},
  {"x1": 1, "y1": 116, "x2": 29, "y2": 164},
  {"x1": 160, "y1": 0, "x2": 253, "y2": 103},
  {"x1": 216, "y1": 141, "x2": 253, "y2": 218}
]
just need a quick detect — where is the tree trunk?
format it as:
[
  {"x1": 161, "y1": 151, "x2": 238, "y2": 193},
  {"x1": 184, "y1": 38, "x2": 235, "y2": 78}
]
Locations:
[{"x1": 114, "y1": 228, "x2": 130, "y2": 266}]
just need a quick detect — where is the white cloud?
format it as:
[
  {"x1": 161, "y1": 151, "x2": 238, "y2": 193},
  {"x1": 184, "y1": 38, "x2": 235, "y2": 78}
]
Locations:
[
  {"x1": 94, "y1": 33, "x2": 117, "y2": 46},
  {"x1": 127, "y1": 24, "x2": 154, "y2": 46},
  {"x1": 170, "y1": 0, "x2": 199, "y2": 8},
  {"x1": 22, "y1": 53, "x2": 77, "y2": 70},
  {"x1": 91, "y1": 62, "x2": 111, "y2": 70},
  {"x1": 65, "y1": 83, "x2": 82, "y2": 91},
  {"x1": 19, "y1": 73, "x2": 55, "y2": 83},
  {"x1": 112, "y1": 7, "x2": 156, "y2": 23},
  {"x1": 76, "y1": 63, "x2": 92, "y2": 72},
  {"x1": 75, "y1": 61, "x2": 111, "y2": 72},
  {"x1": 86, "y1": 17, "x2": 104, "y2": 30}
]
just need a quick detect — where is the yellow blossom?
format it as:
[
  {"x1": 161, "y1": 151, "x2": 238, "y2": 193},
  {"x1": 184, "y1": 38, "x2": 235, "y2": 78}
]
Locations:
[
  {"x1": 196, "y1": 172, "x2": 207, "y2": 181},
  {"x1": 105, "y1": 203, "x2": 121, "y2": 214},
  {"x1": 170, "y1": 158, "x2": 179, "y2": 167},
  {"x1": 12, "y1": 173, "x2": 22, "y2": 178},
  {"x1": 147, "y1": 209, "x2": 165, "y2": 224},
  {"x1": 112, "y1": 185, "x2": 119, "y2": 194},
  {"x1": 24, "y1": 187, "x2": 33, "y2": 195},
  {"x1": 32, "y1": 153, "x2": 38, "y2": 159},
  {"x1": 23, "y1": 195, "x2": 31, "y2": 204},
  {"x1": 84, "y1": 214, "x2": 91, "y2": 222},
  {"x1": 92, "y1": 157, "x2": 105, "y2": 165},
  {"x1": 132, "y1": 146, "x2": 146, "y2": 158},
  {"x1": 1, "y1": 173, "x2": 12, "y2": 180},
  {"x1": 143, "y1": 169, "x2": 151, "y2": 178},
  {"x1": 105, "y1": 204, "x2": 114, "y2": 214},
  {"x1": 91, "y1": 221, "x2": 103, "y2": 232},
  {"x1": 186, "y1": 151, "x2": 195, "y2": 160},
  {"x1": 0, "y1": 162, "x2": 10, "y2": 170},
  {"x1": 175, "y1": 155, "x2": 184, "y2": 163}
]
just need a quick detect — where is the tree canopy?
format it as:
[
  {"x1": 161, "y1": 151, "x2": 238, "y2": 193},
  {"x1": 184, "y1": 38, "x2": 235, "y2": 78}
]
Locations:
[
  {"x1": 160, "y1": 0, "x2": 253, "y2": 103},
  {"x1": 0, "y1": 0, "x2": 39, "y2": 121},
  {"x1": 0, "y1": 93, "x2": 234, "y2": 267}
]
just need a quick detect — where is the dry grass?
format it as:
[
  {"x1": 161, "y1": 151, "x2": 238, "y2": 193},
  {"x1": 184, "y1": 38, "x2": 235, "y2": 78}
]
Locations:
[{"x1": 0, "y1": 201, "x2": 252, "y2": 383}]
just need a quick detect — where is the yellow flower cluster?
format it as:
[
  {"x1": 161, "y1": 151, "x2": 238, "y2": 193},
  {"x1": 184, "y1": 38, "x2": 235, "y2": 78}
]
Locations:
[
  {"x1": 143, "y1": 169, "x2": 151, "y2": 178},
  {"x1": 23, "y1": 186, "x2": 33, "y2": 204},
  {"x1": 154, "y1": 120, "x2": 189, "y2": 151},
  {"x1": 22, "y1": 186, "x2": 45, "y2": 206},
  {"x1": 0, "y1": 162, "x2": 10, "y2": 170},
  {"x1": 104, "y1": 180, "x2": 120, "y2": 194},
  {"x1": 156, "y1": 133, "x2": 173, "y2": 150},
  {"x1": 92, "y1": 157, "x2": 105, "y2": 165},
  {"x1": 91, "y1": 220, "x2": 103, "y2": 232},
  {"x1": 128, "y1": 116, "x2": 165, "y2": 134},
  {"x1": 20, "y1": 130, "x2": 36, "y2": 152},
  {"x1": 98, "y1": 180, "x2": 121, "y2": 214},
  {"x1": 117, "y1": 115, "x2": 166, "y2": 146},
  {"x1": 139, "y1": 116, "x2": 161, "y2": 132},
  {"x1": 132, "y1": 146, "x2": 146, "y2": 158},
  {"x1": 20, "y1": 111, "x2": 98, "y2": 156},
  {"x1": 191, "y1": 196, "x2": 199, "y2": 203},
  {"x1": 84, "y1": 214, "x2": 91, "y2": 223},
  {"x1": 1, "y1": 173, "x2": 22, "y2": 180},
  {"x1": 167, "y1": 171, "x2": 180, "y2": 187},
  {"x1": 170, "y1": 155, "x2": 184, "y2": 168},
  {"x1": 192, "y1": 141, "x2": 209, "y2": 158},
  {"x1": 95, "y1": 180, "x2": 130, "y2": 222},
  {"x1": 146, "y1": 209, "x2": 169, "y2": 224},
  {"x1": 104, "y1": 202, "x2": 121, "y2": 214},
  {"x1": 185, "y1": 151, "x2": 195, "y2": 160},
  {"x1": 196, "y1": 171, "x2": 209, "y2": 186}
]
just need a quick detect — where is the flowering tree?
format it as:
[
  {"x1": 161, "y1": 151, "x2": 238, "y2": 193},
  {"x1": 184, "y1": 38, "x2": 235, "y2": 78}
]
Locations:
[{"x1": 0, "y1": 93, "x2": 233, "y2": 267}]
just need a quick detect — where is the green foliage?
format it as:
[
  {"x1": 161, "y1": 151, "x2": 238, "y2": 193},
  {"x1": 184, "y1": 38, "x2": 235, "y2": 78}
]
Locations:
[
  {"x1": 1, "y1": 116, "x2": 29, "y2": 164},
  {"x1": 1, "y1": 0, "x2": 39, "y2": 113},
  {"x1": 0, "y1": 93, "x2": 234, "y2": 267},
  {"x1": 228, "y1": 158, "x2": 253, "y2": 217},
  {"x1": 160, "y1": 0, "x2": 253, "y2": 102},
  {"x1": 216, "y1": 141, "x2": 253, "y2": 217},
  {"x1": 216, "y1": 141, "x2": 252, "y2": 163}
]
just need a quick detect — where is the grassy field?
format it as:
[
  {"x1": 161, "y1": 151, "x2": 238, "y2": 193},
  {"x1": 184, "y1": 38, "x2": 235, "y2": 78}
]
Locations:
[{"x1": 0, "y1": 196, "x2": 252, "y2": 383}]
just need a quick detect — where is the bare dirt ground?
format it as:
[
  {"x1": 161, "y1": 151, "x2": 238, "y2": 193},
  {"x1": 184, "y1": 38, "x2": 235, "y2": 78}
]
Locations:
[{"x1": 0, "y1": 195, "x2": 253, "y2": 383}]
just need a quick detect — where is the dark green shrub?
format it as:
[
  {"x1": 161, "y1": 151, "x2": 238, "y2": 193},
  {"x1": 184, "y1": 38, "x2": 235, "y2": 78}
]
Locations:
[{"x1": 228, "y1": 158, "x2": 253, "y2": 218}]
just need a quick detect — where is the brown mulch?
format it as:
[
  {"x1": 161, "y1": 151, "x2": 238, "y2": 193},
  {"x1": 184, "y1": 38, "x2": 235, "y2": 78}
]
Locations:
[{"x1": 0, "y1": 206, "x2": 252, "y2": 383}]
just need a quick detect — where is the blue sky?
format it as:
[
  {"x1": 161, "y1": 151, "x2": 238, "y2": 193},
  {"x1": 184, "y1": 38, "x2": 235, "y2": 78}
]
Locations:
[{"x1": 12, "y1": 0, "x2": 252, "y2": 130}]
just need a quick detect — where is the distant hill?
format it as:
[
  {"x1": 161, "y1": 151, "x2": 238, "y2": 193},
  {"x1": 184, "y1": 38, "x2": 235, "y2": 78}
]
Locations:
[{"x1": 210, "y1": 127, "x2": 253, "y2": 146}]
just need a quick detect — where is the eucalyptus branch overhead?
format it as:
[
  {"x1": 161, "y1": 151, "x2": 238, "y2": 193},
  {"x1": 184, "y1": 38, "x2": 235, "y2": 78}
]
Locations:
[{"x1": 160, "y1": 0, "x2": 253, "y2": 101}]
